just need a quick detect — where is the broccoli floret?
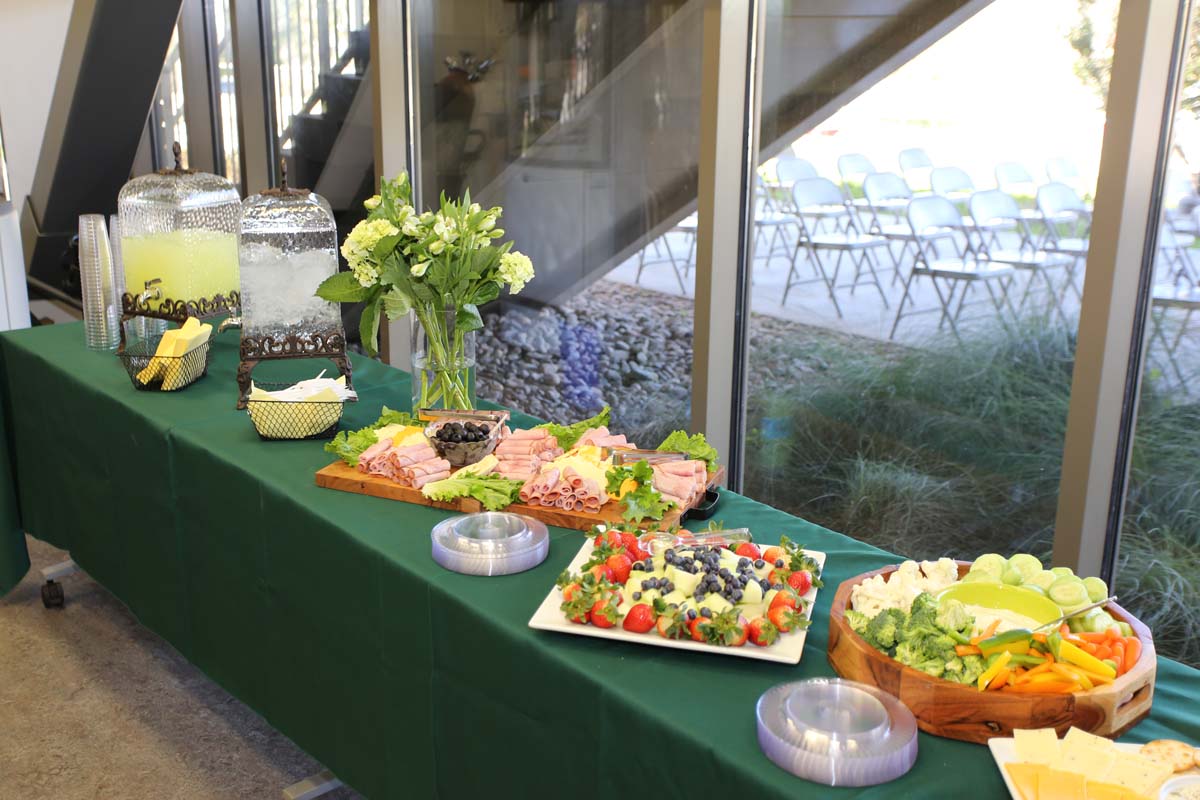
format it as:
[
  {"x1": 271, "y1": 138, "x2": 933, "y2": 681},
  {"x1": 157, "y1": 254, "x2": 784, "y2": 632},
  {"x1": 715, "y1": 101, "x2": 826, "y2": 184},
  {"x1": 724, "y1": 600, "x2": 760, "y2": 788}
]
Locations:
[
  {"x1": 894, "y1": 640, "x2": 948, "y2": 677},
  {"x1": 864, "y1": 608, "x2": 906, "y2": 651},
  {"x1": 908, "y1": 592, "x2": 940, "y2": 627},
  {"x1": 944, "y1": 656, "x2": 965, "y2": 675},
  {"x1": 935, "y1": 598, "x2": 974, "y2": 635},
  {"x1": 957, "y1": 654, "x2": 987, "y2": 685},
  {"x1": 844, "y1": 609, "x2": 871, "y2": 637}
]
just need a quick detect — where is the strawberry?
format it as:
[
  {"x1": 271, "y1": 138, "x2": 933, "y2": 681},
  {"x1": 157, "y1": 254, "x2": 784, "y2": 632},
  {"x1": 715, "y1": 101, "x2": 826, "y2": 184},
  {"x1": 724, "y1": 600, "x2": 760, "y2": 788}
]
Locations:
[
  {"x1": 748, "y1": 617, "x2": 779, "y2": 647},
  {"x1": 687, "y1": 616, "x2": 711, "y2": 642},
  {"x1": 768, "y1": 604, "x2": 809, "y2": 634},
  {"x1": 728, "y1": 619, "x2": 749, "y2": 647},
  {"x1": 589, "y1": 596, "x2": 621, "y2": 628},
  {"x1": 703, "y1": 609, "x2": 748, "y2": 646},
  {"x1": 787, "y1": 570, "x2": 812, "y2": 595},
  {"x1": 561, "y1": 583, "x2": 587, "y2": 623},
  {"x1": 770, "y1": 588, "x2": 800, "y2": 610},
  {"x1": 606, "y1": 553, "x2": 632, "y2": 584},
  {"x1": 734, "y1": 542, "x2": 761, "y2": 559},
  {"x1": 587, "y1": 564, "x2": 615, "y2": 583},
  {"x1": 619, "y1": 532, "x2": 640, "y2": 552},
  {"x1": 654, "y1": 600, "x2": 687, "y2": 639},
  {"x1": 767, "y1": 568, "x2": 790, "y2": 586},
  {"x1": 761, "y1": 546, "x2": 785, "y2": 564},
  {"x1": 629, "y1": 546, "x2": 650, "y2": 564},
  {"x1": 622, "y1": 603, "x2": 656, "y2": 633}
]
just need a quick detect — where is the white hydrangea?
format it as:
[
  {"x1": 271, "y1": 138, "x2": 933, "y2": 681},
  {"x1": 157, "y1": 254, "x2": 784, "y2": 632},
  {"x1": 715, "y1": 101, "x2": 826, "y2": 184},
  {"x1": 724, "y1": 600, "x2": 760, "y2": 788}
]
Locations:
[{"x1": 498, "y1": 250, "x2": 534, "y2": 294}]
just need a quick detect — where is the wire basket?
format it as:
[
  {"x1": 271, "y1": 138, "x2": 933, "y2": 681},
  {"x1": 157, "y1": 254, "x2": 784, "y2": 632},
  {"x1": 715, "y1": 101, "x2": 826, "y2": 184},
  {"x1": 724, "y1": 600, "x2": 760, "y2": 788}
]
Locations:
[
  {"x1": 245, "y1": 382, "x2": 344, "y2": 441},
  {"x1": 118, "y1": 337, "x2": 212, "y2": 391}
]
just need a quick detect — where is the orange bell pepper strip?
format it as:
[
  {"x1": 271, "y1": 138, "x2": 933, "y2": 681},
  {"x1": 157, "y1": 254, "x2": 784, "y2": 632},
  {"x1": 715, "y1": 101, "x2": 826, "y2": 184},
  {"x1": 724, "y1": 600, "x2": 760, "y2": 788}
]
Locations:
[
  {"x1": 1015, "y1": 662, "x2": 1054, "y2": 684},
  {"x1": 1005, "y1": 681, "x2": 1081, "y2": 694},
  {"x1": 971, "y1": 619, "x2": 1001, "y2": 645},
  {"x1": 955, "y1": 644, "x2": 982, "y2": 657},
  {"x1": 1032, "y1": 633, "x2": 1048, "y2": 644},
  {"x1": 1123, "y1": 637, "x2": 1141, "y2": 672},
  {"x1": 987, "y1": 667, "x2": 1011, "y2": 690}
]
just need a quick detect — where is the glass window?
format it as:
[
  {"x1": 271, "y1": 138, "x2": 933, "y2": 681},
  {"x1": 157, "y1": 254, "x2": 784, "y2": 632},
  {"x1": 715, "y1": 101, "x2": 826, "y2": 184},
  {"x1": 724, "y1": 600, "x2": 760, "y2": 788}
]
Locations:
[
  {"x1": 211, "y1": 0, "x2": 241, "y2": 186},
  {"x1": 150, "y1": 25, "x2": 188, "y2": 169},
  {"x1": 412, "y1": 1, "x2": 701, "y2": 444},
  {"x1": 741, "y1": 1, "x2": 1113, "y2": 566},
  {"x1": 1115, "y1": 5, "x2": 1200, "y2": 668}
]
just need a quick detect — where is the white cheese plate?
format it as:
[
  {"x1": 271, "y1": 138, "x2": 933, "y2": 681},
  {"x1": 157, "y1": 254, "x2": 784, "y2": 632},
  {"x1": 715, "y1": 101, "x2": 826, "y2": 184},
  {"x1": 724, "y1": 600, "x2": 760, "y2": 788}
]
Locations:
[
  {"x1": 987, "y1": 737, "x2": 1200, "y2": 799},
  {"x1": 528, "y1": 539, "x2": 824, "y2": 664}
]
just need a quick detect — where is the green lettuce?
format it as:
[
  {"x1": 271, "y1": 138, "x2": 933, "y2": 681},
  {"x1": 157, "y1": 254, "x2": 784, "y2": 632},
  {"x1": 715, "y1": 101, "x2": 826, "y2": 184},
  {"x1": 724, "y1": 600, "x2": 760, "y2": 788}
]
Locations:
[
  {"x1": 536, "y1": 406, "x2": 611, "y2": 450},
  {"x1": 657, "y1": 430, "x2": 719, "y2": 473},
  {"x1": 324, "y1": 407, "x2": 419, "y2": 466},
  {"x1": 420, "y1": 473, "x2": 525, "y2": 511}
]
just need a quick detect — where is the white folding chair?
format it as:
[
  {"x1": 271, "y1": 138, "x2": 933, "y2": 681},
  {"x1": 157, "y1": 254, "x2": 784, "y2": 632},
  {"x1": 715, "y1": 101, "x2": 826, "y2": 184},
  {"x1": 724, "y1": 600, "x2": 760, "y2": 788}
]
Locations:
[
  {"x1": 890, "y1": 195, "x2": 1016, "y2": 341},
  {"x1": 969, "y1": 190, "x2": 1074, "y2": 323},
  {"x1": 753, "y1": 177, "x2": 801, "y2": 265},
  {"x1": 774, "y1": 157, "x2": 819, "y2": 210},
  {"x1": 636, "y1": 213, "x2": 696, "y2": 294},
  {"x1": 930, "y1": 166, "x2": 975, "y2": 202},
  {"x1": 1036, "y1": 182, "x2": 1091, "y2": 300},
  {"x1": 1147, "y1": 282, "x2": 1200, "y2": 390},
  {"x1": 786, "y1": 177, "x2": 892, "y2": 316},
  {"x1": 1156, "y1": 222, "x2": 1199, "y2": 285},
  {"x1": 1046, "y1": 157, "x2": 1083, "y2": 188},
  {"x1": 837, "y1": 153, "x2": 877, "y2": 221},
  {"x1": 863, "y1": 172, "x2": 918, "y2": 282},
  {"x1": 898, "y1": 147, "x2": 933, "y2": 192},
  {"x1": 993, "y1": 162, "x2": 1045, "y2": 249}
]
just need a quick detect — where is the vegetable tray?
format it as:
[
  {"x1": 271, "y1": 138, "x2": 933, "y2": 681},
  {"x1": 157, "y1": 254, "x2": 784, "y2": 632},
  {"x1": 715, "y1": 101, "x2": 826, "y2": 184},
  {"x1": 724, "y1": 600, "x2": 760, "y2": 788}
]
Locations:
[
  {"x1": 527, "y1": 538, "x2": 825, "y2": 663},
  {"x1": 826, "y1": 562, "x2": 1157, "y2": 744},
  {"x1": 314, "y1": 461, "x2": 725, "y2": 532}
]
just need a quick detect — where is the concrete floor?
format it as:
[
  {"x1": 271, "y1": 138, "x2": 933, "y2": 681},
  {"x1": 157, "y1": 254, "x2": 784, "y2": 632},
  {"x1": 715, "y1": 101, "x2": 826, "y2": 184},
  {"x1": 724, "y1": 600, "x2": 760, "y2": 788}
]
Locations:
[{"x1": 0, "y1": 535, "x2": 363, "y2": 800}]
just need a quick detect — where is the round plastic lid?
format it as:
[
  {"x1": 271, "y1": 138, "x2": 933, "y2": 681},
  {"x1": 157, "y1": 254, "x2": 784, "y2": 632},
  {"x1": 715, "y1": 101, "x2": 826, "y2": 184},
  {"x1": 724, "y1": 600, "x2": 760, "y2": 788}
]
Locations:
[
  {"x1": 430, "y1": 513, "x2": 549, "y2": 576},
  {"x1": 756, "y1": 678, "x2": 918, "y2": 787}
]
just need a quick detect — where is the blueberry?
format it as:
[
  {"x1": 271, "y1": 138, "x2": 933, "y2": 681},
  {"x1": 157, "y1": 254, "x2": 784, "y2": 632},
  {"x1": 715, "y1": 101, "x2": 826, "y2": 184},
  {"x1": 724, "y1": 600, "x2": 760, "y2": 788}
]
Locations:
[
  {"x1": 641, "y1": 580, "x2": 652, "y2": 590},
  {"x1": 719, "y1": 568, "x2": 731, "y2": 579},
  {"x1": 774, "y1": 559, "x2": 785, "y2": 568},
  {"x1": 754, "y1": 559, "x2": 765, "y2": 569},
  {"x1": 759, "y1": 579, "x2": 771, "y2": 591},
  {"x1": 664, "y1": 582, "x2": 675, "y2": 593},
  {"x1": 687, "y1": 609, "x2": 698, "y2": 621},
  {"x1": 701, "y1": 607, "x2": 712, "y2": 617},
  {"x1": 632, "y1": 592, "x2": 642, "y2": 601},
  {"x1": 732, "y1": 588, "x2": 744, "y2": 601},
  {"x1": 738, "y1": 557, "x2": 750, "y2": 568},
  {"x1": 773, "y1": 583, "x2": 785, "y2": 591}
]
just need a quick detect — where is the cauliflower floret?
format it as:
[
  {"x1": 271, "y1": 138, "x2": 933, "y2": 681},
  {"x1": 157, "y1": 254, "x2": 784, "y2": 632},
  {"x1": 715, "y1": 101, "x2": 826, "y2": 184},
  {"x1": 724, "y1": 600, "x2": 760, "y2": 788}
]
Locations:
[{"x1": 919, "y1": 558, "x2": 960, "y2": 592}]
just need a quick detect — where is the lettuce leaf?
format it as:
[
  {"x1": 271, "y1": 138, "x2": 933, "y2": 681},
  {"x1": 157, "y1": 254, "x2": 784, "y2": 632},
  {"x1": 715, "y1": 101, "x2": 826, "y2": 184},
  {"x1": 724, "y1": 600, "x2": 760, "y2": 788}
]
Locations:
[
  {"x1": 621, "y1": 482, "x2": 673, "y2": 522},
  {"x1": 324, "y1": 407, "x2": 418, "y2": 466},
  {"x1": 420, "y1": 473, "x2": 525, "y2": 511},
  {"x1": 536, "y1": 405, "x2": 611, "y2": 450},
  {"x1": 657, "y1": 430, "x2": 719, "y2": 473}
]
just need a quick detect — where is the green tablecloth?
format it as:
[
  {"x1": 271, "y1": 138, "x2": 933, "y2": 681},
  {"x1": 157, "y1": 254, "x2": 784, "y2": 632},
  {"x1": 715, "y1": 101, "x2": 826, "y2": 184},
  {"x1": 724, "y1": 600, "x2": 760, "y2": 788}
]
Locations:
[{"x1": 0, "y1": 321, "x2": 1196, "y2": 799}]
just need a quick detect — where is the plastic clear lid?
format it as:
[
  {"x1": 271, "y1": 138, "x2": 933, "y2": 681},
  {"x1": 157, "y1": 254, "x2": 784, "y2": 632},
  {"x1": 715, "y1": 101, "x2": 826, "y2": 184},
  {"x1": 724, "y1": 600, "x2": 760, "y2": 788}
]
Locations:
[
  {"x1": 430, "y1": 513, "x2": 549, "y2": 576},
  {"x1": 756, "y1": 678, "x2": 918, "y2": 787},
  {"x1": 637, "y1": 528, "x2": 752, "y2": 556}
]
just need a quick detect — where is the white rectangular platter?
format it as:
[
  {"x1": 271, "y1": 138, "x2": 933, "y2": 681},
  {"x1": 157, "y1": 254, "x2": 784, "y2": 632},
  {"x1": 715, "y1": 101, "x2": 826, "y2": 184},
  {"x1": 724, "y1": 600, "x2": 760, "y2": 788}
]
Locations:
[
  {"x1": 987, "y1": 738, "x2": 1200, "y2": 800},
  {"x1": 529, "y1": 539, "x2": 825, "y2": 664}
]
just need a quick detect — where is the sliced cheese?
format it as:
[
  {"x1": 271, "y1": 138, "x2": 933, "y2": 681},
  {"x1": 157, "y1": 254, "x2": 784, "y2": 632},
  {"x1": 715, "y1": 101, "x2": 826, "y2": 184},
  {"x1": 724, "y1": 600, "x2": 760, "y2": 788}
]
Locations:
[
  {"x1": 393, "y1": 426, "x2": 429, "y2": 448},
  {"x1": 1039, "y1": 767, "x2": 1087, "y2": 800},
  {"x1": 1064, "y1": 728, "x2": 1116, "y2": 753},
  {"x1": 1057, "y1": 740, "x2": 1115, "y2": 778},
  {"x1": 1015, "y1": 728, "x2": 1062, "y2": 766},
  {"x1": 1103, "y1": 752, "x2": 1173, "y2": 797},
  {"x1": 1004, "y1": 762, "x2": 1041, "y2": 800},
  {"x1": 1083, "y1": 780, "x2": 1135, "y2": 800}
]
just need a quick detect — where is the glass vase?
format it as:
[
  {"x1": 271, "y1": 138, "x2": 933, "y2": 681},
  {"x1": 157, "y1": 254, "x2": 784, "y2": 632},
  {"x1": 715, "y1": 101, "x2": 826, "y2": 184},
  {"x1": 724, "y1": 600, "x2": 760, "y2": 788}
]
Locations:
[{"x1": 411, "y1": 297, "x2": 476, "y2": 411}]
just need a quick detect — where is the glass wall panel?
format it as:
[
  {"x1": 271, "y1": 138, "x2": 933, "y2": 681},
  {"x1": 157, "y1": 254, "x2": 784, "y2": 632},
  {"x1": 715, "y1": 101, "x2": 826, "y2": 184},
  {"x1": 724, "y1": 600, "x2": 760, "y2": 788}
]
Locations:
[
  {"x1": 1115, "y1": 6, "x2": 1200, "y2": 668},
  {"x1": 741, "y1": 0, "x2": 1114, "y2": 564},
  {"x1": 211, "y1": 0, "x2": 241, "y2": 186},
  {"x1": 150, "y1": 25, "x2": 188, "y2": 169},
  {"x1": 412, "y1": 1, "x2": 700, "y2": 443}
]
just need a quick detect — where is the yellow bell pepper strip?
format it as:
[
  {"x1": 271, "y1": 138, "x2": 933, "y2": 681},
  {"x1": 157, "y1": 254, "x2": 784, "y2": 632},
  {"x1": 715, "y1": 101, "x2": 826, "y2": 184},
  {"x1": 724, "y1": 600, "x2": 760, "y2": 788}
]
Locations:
[
  {"x1": 1051, "y1": 663, "x2": 1094, "y2": 690},
  {"x1": 1058, "y1": 638, "x2": 1118, "y2": 678},
  {"x1": 1005, "y1": 680, "x2": 1081, "y2": 694},
  {"x1": 977, "y1": 650, "x2": 1012, "y2": 691},
  {"x1": 978, "y1": 629, "x2": 1033, "y2": 658},
  {"x1": 1015, "y1": 661, "x2": 1054, "y2": 684}
]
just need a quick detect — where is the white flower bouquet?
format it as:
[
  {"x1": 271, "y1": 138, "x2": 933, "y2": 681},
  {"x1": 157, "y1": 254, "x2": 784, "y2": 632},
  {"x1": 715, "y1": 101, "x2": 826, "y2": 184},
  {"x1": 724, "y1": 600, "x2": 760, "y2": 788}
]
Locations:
[{"x1": 315, "y1": 173, "x2": 534, "y2": 410}]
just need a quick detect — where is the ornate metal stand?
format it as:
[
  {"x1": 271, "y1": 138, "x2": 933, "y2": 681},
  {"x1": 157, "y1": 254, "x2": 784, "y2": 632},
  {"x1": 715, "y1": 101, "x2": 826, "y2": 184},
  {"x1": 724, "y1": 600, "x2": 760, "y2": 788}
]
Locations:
[
  {"x1": 117, "y1": 281, "x2": 241, "y2": 350},
  {"x1": 237, "y1": 328, "x2": 353, "y2": 409}
]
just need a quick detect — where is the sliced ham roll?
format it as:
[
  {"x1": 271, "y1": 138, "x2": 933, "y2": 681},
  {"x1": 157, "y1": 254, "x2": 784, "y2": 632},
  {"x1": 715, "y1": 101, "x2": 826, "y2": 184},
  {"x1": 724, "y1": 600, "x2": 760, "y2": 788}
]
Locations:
[
  {"x1": 357, "y1": 439, "x2": 394, "y2": 472},
  {"x1": 412, "y1": 470, "x2": 450, "y2": 488},
  {"x1": 576, "y1": 426, "x2": 635, "y2": 449},
  {"x1": 652, "y1": 459, "x2": 709, "y2": 510},
  {"x1": 505, "y1": 427, "x2": 555, "y2": 441}
]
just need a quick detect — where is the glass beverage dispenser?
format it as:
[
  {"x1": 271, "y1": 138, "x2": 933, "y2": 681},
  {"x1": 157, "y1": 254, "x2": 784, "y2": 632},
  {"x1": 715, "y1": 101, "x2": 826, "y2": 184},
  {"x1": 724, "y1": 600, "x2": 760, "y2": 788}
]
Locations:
[
  {"x1": 235, "y1": 164, "x2": 351, "y2": 408},
  {"x1": 116, "y1": 142, "x2": 241, "y2": 341}
]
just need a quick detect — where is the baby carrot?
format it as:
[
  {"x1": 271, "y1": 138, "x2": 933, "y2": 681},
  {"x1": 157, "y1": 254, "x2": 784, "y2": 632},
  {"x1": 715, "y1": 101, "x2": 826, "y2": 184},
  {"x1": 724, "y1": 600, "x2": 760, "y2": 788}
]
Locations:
[
  {"x1": 1124, "y1": 637, "x2": 1141, "y2": 672},
  {"x1": 1111, "y1": 641, "x2": 1126, "y2": 675},
  {"x1": 1078, "y1": 632, "x2": 1109, "y2": 643}
]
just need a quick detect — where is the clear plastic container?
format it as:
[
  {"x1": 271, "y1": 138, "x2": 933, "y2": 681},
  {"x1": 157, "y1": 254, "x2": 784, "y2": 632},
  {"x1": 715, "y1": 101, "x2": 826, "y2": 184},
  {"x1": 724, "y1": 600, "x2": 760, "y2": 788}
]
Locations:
[
  {"x1": 638, "y1": 528, "x2": 753, "y2": 557},
  {"x1": 431, "y1": 512, "x2": 549, "y2": 576},
  {"x1": 756, "y1": 678, "x2": 918, "y2": 787},
  {"x1": 117, "y1": 143, "x2": 240, "y2": 308}
]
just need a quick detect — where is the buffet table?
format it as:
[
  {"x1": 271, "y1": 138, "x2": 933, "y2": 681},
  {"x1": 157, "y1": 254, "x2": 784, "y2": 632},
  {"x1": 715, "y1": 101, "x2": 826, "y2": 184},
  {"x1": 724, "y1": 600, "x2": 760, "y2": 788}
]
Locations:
[{"x1": 1, "y1": 321, "x2": 1197, "y2": 799}]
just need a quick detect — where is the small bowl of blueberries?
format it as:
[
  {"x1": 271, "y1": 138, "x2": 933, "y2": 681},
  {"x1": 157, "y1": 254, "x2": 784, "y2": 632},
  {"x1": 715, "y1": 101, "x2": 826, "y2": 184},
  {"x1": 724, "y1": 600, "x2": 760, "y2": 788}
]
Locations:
[{"x1": 423, "y1": 411, "x2": 508, "y2": 467}]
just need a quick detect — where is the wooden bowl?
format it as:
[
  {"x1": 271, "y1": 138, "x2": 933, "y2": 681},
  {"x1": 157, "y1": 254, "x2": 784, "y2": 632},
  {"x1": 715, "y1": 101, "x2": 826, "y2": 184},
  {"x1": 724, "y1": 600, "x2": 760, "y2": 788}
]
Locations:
[{"x1": 826, "y1": 562, "x2": 1157, "y2": 744}]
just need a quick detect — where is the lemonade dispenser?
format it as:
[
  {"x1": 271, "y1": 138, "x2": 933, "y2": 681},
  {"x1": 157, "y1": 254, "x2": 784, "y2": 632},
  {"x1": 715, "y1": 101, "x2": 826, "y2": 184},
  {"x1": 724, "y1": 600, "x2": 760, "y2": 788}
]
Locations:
[
  {"x1": 116, "y1": 143, "x2": 241, "y2": 341},
  {"x1": 235, "y1": 163, "x2": 351, "y2": 408}
]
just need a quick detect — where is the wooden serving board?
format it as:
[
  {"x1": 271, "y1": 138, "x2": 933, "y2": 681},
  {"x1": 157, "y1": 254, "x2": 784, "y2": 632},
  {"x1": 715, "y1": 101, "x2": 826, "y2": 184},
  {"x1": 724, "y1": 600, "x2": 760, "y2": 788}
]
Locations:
[
  {"x1": 827, "y1": 561, "x2": 1157, "y2": 745},
  {"x1": 314, "y1": 461, "x2": 726, "y2": 532}
]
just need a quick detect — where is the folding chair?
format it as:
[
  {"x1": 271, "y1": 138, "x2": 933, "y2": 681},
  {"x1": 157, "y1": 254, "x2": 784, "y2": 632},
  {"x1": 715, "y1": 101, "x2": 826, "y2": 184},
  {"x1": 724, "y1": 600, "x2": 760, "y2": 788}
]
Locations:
[
  {"x1": 774, "y1": 157, "x2": 819, "y2": 210},
  {"x1": 969, "y1": 190, "x2": 1074, "y2": 323},
  {"x1": 837, "y1": 153, "x2": 877, "y2": 223},
  {"x1": 1045, "y1": 157, "x2": 1083, "y2": 188},
  {"x1": 898, "y1": 147, "x2": 933, "y2": 192},
  {"x1": 930, "y1": 166, "x2": 975, "y2": 203},
  {"x1": 753, "y1": 177, "x2": 801, "y2": 266},
  {"x1": 890, "y1": 195, "x2": 1016, "y2": 341},
  {"x1": 635, "y1": 213, "x2": 695, "y2": 294},
  {"x1": 785, "y1": 177, "x2": 892, "y2": 316},
  {"x1": 1156, "y1": 222, "x2": 1199, "y2": 285},
  {"x1": 993, "y1": 162, "x2": 1044, "y2": 249},
  {"x1": 863, "y1": 172, "x2": 918, "y2": 282},
  {"x1": 1147, "y1": 281, "x2": 1200, "y2": 390},
  {"x1": 1036, "y1": 182, "x2": 1091, "y2": 299}
]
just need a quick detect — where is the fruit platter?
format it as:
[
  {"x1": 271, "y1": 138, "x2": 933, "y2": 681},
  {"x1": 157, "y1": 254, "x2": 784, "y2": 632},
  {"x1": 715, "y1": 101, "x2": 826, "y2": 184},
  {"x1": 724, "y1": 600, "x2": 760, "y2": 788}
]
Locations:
[
  {"x1": 827, "y1": 553, "x2": 1157, "y2": 744},
  {"x1": 315, "y1": 406, "x2": 725, "y2": 531},
  {"x1": 528, "y1": 524, "x2": 825, "y2": 664}
]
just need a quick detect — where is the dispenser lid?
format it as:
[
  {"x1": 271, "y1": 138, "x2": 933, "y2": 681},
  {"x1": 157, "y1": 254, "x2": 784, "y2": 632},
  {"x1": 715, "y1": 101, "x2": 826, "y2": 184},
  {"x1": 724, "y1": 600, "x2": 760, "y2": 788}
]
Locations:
[
  {"x1": 431, "y1": 513, "x2": 549, "y2": 576},
  {"x1": 118, "y1": 142, "x2": 239, "y2": 210}
]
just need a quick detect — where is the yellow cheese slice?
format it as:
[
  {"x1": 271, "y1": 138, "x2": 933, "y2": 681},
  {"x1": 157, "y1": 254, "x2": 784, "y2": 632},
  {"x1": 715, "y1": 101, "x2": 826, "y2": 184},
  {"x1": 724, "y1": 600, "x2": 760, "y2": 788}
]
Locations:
[
  {"x1": 1103, "y1": 753, "x2": 1173, "y2": 797},
  {"x1": 1064, "y1": 728, "x2": 1116, "y2": 753},
  {"x1": 1038, "y1": 767, "x2": 1087, "y2": 800},
  {"x1": 1058, "y1": 741, "x2": 1115, "y2": 778},
  {"x1": 1016, "y1": 729, "x2": 1062, "y2": 766},
  {"x1": 1005, "y1": 762, "x2": 1041, "y2": 800},
  {"x1": 1083, "y1": 780, "x2": 1134, "y2": 800},
  {"x1": 393, "y1": 426, "x2": 428, "y2": 448}
]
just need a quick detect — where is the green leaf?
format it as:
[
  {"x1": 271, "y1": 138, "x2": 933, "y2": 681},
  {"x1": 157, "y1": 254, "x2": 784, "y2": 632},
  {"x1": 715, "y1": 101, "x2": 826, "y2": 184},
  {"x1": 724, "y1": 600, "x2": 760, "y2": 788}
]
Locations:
[
  {"x1": 621, "y1": 482, "x2": 672, "y2": 523},
  {"x1": 536, "y1": 406, "x2": 611, "y2": 450},
  {"x1": 372, "y1": 233, "x2": 402, "y2": 261},
  {"x1": 375, "y1": 407, "x2": 416, "y2": 427},
  {"x1": 378, "y1": 255, "x2": 409, "y2": 287},
  {"x1": 473, "y1": 280, "x2": 501, "y2": 306},
  {"x1": 323, "y1": 427, "x2": 383, "y2": 467},
  {"x1": 420, "y1": 473, "x2": 525, "y2": 511},
  {"x1": 316, "y1": 270, "x2": 372, "y2": 303},
  {"x1": 382, "y1": 287, "x2": 413, "y2": 319},
  {"x1": 455, "y1": 303, "x2": 484, "y2": 333},
  {"x1": 359, "y1": 297, "x2": 382, "y2": 357},
  {"x1": 657, "y1": 430, "x2": 720, "y2": 473}
]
